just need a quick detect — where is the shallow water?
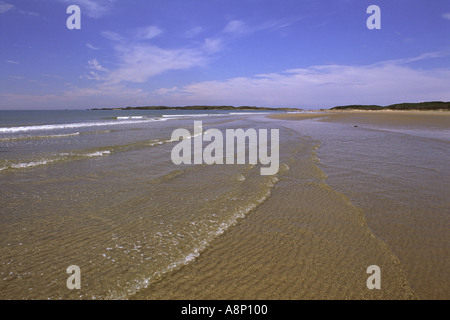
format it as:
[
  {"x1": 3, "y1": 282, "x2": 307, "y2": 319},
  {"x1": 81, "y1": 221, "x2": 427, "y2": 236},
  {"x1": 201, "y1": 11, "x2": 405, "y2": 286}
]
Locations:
[
  {"x1": 0, "y1": 111, "x2": 447, "y2": 299},
  {"x1": 312, "y1": 113, "x2": 450, "y2": 299},
  {"x1": 0, "y1": 110, "x2": 283, "y2": 299}
]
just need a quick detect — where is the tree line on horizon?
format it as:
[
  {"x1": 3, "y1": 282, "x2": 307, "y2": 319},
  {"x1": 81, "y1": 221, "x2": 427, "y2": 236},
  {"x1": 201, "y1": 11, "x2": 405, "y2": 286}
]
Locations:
[
  {"x1": 331, "y1": 101, "x2": 450, "y2": 111},
  {"x1": 91, "y1": 106, "x2": 302, "y2": 111},
  {"x1": 90, "y1": 101, "x2": 450, "y2": 111}
]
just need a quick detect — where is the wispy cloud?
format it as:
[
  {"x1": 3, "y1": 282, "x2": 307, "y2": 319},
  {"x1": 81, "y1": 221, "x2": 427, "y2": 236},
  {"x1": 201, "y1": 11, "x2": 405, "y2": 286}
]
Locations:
[
  {"x1": 375, "y1": 51, "x2": 450, "y2": 66},
  {"x1": 224, "y1": 20, "x2": 247, "y2": 34},
  {"x1": 184, "y1": 26, "x2": 205, "y2": 38},
  {"x1": 42, "y1": 74, "x2": 63, "y2": 79},
  {"x1": 223, "y1": 16, "x2": 303, "y2": 36},
  {"x1": 88, "y1": 59, "x2": 107, "y2": 72},
  {"x1": 5, "y1": 51, "x2": 449, "y2": 110},
  {"x1": 443, "y1": 13, "x2": 450, "y2": 20},
  {"x1": 0, "y1": 1, "x2": 38, "y2": 16},
  {"x1": 0, "y1": 1, "x2": 13, "y2": 13},
  {"x1": 153, "y1": 86, "x2": 178, "y2": 95},
  {"x1": 101, "y1": 26, "x2": 163, "y2": 43},
  {"x1": 202, "y1": 38, "x2": 223, "y2": 54},
  {"x1": 101, "y1": 31, "x2": 124, "y2": 42},
  {"x1": 150, "y1": 52, "x2": 450, "y2": 108},
  {"x1": 92, "y1": 17, "x2": 304, "y2": 86},
  {"x1": 86, "y1": 43, "x2": 100, "y2": 50},
  {"x1": 9, "y1": 75, "x2": 25, "y2": 80},
  {"x1": 106, "y1": 44, "x2": 207, "y2": 83},
  {"x1": 82, "y1": 59, "x2": 108, "y2": 81},
  {"x1": 0, "y1": 83, "x2": 148, "y2": 109},
  {"x1": 6, "y1": 59, "x2": 19, "y2": 64},
  {"x1": 93, "y1": 24, "x2": 224, "y2": 84},
  {"x1": 58, "y1": 0, "x2": 115, "y2": 18},
  {"x1": 135, "y1": 26, "x2": 163, "y2": 41}
]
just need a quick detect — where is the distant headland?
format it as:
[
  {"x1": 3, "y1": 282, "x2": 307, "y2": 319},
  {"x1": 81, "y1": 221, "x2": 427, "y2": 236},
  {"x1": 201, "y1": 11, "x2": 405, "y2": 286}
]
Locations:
[
  {"x1": 90, "y1": 106, "x2": 302, "y2": 112},
  {"x1": 330, "y1": 101, "x2": 450, "y2": 111},
  {"x1": 90, "y1": 102, "x2": 450, "y2": 112}
]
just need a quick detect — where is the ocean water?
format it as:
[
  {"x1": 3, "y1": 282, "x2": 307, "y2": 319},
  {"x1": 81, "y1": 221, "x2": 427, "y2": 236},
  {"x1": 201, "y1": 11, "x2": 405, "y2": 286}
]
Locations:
[
  {"x1": 133, "y1": 113, "x2": 448, "y2": 300},
  {"x1": 308, "y1": 113, "x2": 450, "y2": 300},
  {"x1": 0, "y1": 109, "x2": 282, "y2": 299},
  {"x1": 0, "y1": 110, "x2": 448, "y2": 299}
]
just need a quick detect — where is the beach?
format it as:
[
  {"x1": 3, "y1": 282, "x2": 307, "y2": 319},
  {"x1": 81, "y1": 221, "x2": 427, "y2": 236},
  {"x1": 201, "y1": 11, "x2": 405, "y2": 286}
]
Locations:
[
  {"x1": 133, "y1": 111, "x2": 449, "y2": 300},
  {"x1": 0, "y1": 110, "x2": 448, "y2": 299},
  {"x1": 2, "y1": 0, "x2": 450, "y2": 303}
]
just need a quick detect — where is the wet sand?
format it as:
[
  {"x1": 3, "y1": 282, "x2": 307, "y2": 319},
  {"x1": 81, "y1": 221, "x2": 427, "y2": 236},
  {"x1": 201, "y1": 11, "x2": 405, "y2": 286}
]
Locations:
[
  {"x1": 133, "y1": 128, "x2": 418, "y2": 300},
  {"x1": 1, "y1": 110, "x2": 446, "y2": 300},
  {"x1": 132, "y1": 111, "x2": 449, "y2": 300},
  {"x1": 268, "y1": 111, "x2": 450, "y2": 299},
  {"x1": 271, "y1": 110, "x2": 450, "y2": 129}
]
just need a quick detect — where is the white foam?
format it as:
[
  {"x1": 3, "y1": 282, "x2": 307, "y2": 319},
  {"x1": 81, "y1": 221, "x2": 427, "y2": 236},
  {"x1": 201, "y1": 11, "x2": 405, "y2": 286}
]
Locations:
[
  {"x1": 113, "y1": 178, "x2": 277, "y2": 300},
  {"x1": 47, "y1": 132, "x2": 80, "y2": 138},
  {"x1": 228, "y1": 112, "x2": 270, "y2": 115},
  {"x1": 0, "y1": 119, "x2": 157, "y2": 133},
  {"x1": 84, "y1": 150, "x2": 111, "y2": 157},
  {"x1": 10, "y1": 160, "x2": 54, "y2": 169},
  {"x1": 1, "y1": 149, "x2": 112, "y2": 172},
  {"x1": 162, "y1": 114, "x2": 222, "y2": 118},
  {"x1": 116, "y1": 116, "x2": 145, "y2": 120},
  {"x1": 0, "y1": 132, "x2": 81, "y2": 141}
]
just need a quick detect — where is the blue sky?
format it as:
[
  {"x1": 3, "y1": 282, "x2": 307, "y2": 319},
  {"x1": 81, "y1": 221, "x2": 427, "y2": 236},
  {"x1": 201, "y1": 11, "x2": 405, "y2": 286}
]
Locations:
[{"x1": 1, "y1": 0, "x2": 449, "y2": 110}]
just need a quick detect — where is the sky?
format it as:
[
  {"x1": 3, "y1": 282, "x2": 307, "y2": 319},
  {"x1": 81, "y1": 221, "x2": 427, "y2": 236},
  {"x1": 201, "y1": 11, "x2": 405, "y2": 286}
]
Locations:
[{"x1": 0, "y1": 0, "x2": 449, "y2": 110}]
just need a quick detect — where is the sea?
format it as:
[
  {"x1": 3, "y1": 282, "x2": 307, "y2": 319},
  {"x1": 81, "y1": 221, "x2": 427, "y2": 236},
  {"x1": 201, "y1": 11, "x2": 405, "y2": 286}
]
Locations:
[{"x1": 0, "y1": 110, "x2": 448, "y2": 299}]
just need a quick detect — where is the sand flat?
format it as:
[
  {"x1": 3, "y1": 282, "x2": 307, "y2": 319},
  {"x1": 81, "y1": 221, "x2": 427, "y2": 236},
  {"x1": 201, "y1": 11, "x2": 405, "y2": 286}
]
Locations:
[{"x1": 270, "y1": 110, "x2": 450, "y2": 129}]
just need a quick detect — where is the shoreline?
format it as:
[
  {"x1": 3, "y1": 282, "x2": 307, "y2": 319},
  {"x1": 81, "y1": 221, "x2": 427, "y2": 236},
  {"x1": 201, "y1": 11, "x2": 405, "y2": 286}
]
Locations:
[
  {"x1": 267, "y1": 113, "x2": 449, "y2": 299},
  {"x1": 131, "y1": 116, "x2": 424, "y2": 300},
  {"x1": 272, "y1": 109, "x2": 450, "y2": 117},
  {"x1": 131, "y1": 112, "x2": 448, "y2": 299},
  {"x1": 1, "y1": 110, "x2": 447, "y2": 299},
  {"x1": 269, "y1": 110, "x2": 450, "y2": 130}
]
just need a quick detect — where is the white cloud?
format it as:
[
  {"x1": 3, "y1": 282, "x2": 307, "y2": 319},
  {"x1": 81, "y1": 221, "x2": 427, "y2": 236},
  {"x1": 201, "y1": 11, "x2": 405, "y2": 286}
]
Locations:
[
  {"x1": 184, "y1": 26, "x2": 204, "y2": 38},
  {"x1": 58, "y1": 0, "x2": 115, "y2": 18},
  {"x1": 153, "y1": 86, "x2": 178, "y2": 95},
  {"x1": 88, "y1": 59, "x2": 107, "y2": 72},
  {"x1": 101, "y1": 31, "x2": 124, "y2": 42},
  {"x1": 64, "y1": 83, "x2": 145, "y2": 99},
  {"x1": 135, "y1": 26, "x2": 163, "y2": 40},
  {"x1": 0, "y1": 1, "x2": 38, "y2": 16},
  {"x1": 443, "y1": 13, "x2": 450, "y2": 20},
  {"x1": 223, "y1": 16, "x2": 302, "y2": 36},
  {"x1": 106, "y1": 44, "x2": 206, "y2": 83},
  {"x1": 376, "y1": 51, "x2": 450, "y2": 65},
  {"x1": 96, "y1": 25, "x2": 221, "y2": 84},
  {"x1": 42, "y1": 74, "x2": 63, "y2": 79},
  {"x1": 0, "y1": 1, "x2": 13, "y2": 13},
  {"x1": 224, "y1": 20, "x2": 246, "y2": 34},
  {"x1": 6, "y1": 59, "x2": 19, "y2": 64},
  {"x1": 202, "y1": 38, "x2": 223, "y2": 53},
  {"x1": 83, "y1": 59, "x2": 108, "y2": 81},
  {"x1": 10, "y1": 75, "x2": 25, "y2": 80},
  {"x1": 86, "y1": 43, "x2": 100, "y2": 50},
  {"x1": 151, "y1": 55, "x2": 450, "y2": 108},
  {"x1": 96, "y1": 18, "x2": 303, "y2": 86},
  {"x1": 0, "y1": 83, "x2": 148, "y2": 110},
  {"x1": 4, "y1": 52, "x2": 449, "y2": 110}
]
